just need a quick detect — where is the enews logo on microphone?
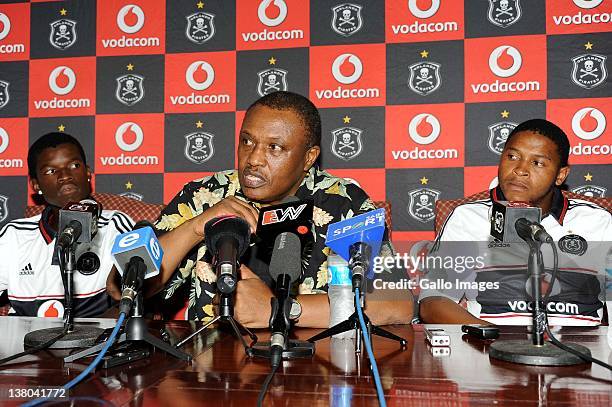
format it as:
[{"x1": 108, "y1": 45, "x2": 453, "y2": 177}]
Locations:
[{"x1": 261, "y1": 203, "x2": 307, "y2": 225}]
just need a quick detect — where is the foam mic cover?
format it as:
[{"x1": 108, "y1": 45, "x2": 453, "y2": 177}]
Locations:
[
  {"x1": 204, "y1": 216, "x2": 250, "y2": 258},
  {"x1": 269, "y1": 232, "x2": 302, "y2": 282}
]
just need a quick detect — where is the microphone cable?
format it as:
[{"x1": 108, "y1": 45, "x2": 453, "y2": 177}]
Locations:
[
  {"x1": 0, "y1": 325, "x2": 68, "y2": 367},
  {"x1": 22, "y1": 312, "x2": 127, "y2": 407},
  {"x1": 355, "y1": 287, "x2": 386, "y2": 407},
  {"x1": 541, "y1": 242, "x2": 612, "y2": 371},
  {"x1": 257, "y1": 359, "x2": 281, "y2": 407}
]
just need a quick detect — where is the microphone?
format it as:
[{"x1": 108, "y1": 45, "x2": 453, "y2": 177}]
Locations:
[
  {"x1": 325, "y1": 208, "x2": 386, "y2": 290},
  {"x1": 490, "y1": 201, "x2": 541, "y2": 243},
  {"x1": 515, "y1": 218, "x2": 553, "y2": 244},
  {"x1": 256, "y1": 196, "x2": 314, "y2": 252},
  {"x1": 57, "y1": 199, "x2": 100, "y2": 248},
  {"x1": 268, "y1": 231, "x2": 302, "y2": 366},
  {"x1": 111, "y1": 221, "x2": 164, "y2": 314},
  {"x1": 204, "y1": 216, "x2": 250, "y2": 294}
]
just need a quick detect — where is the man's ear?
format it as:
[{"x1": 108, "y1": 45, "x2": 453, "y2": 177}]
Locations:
[
  {"x1": 30, "y1": 178, "x2": 40, "y2": 194},
  {"x1": 555, "y1": 166, "x2": 570, "y2": 186},
  {"x1": 86, "y1": 166, "x2": 92, "y2": 181},
  {"x1": 304, "y1": 146, "x2": 320, "y2": 171}
]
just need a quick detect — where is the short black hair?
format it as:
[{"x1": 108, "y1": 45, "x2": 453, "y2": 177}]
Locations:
[
  {"x1": 506, "y1": 119, "x2": 570, "y2": 167},
  {"x1": 246, "y1": 91, "x2": 321, "y2": 149},
  {"x1": 28, "y1": 132, "x2": 87, "y2": 179}
]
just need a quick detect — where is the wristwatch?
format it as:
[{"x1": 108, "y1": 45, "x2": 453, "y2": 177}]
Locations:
[{"x1": 289, "y1": 298, "x2": 302, "y2": 320}]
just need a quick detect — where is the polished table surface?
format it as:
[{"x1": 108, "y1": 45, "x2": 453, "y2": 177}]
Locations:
[{"x1": 0, "y1": 317, "x2": 611, "y2": 406}]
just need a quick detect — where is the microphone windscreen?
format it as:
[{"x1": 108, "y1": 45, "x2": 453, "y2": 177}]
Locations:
[
  {"x1": 204, "y1": 216, "x2": 251, "y2": 257},
  {"x1": 269, "y1": 232, "x2": 301, "y2": 281}
]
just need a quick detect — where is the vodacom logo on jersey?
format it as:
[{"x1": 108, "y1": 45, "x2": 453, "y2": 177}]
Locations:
[
  {"x1": 237, "y1": 0, "x2": 307, "y2": 49},
  {"x1": 570, "y1": 107, "x2": 610, "y2": 157},
  {"x1": 97, "y1": 3, "x2": 164, "y2": 54},
  {"x1": 466, "y1": 38, "x2": 545, "y2": 102},
  {"x1": 31, "y1": 64, "x2": 92, "y2": 113}
]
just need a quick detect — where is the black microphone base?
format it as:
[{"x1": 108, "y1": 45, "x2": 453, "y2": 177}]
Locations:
[
  {"x1": 64, "y1": 316, "x2": 192, "y2": 364},
  {"x1": 248, "y1": 339, "x2": 315, "y2": 360},
  {"x1": 307, "y1": 311, "x2": 408, "y2": 353},
  {"x1": 24, "y1": 326, "x2": 104, "y2": 349},
  {"x1": 489, "y1": 340, "x2": 591, "y2": 366}
]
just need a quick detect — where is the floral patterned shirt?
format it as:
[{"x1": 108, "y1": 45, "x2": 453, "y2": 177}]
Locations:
[{"x1": 156, "y1": 166, "x2": 393, "y2": 321}]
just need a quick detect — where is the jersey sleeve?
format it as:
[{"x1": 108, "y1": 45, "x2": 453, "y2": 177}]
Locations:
[{"x1": 0, "y1": 224, "x2": 15, "y2": 294}]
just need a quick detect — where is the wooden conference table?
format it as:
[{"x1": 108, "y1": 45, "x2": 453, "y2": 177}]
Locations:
[{"x1": 0, "y1": 317, "x2": 610, "y2": 406}]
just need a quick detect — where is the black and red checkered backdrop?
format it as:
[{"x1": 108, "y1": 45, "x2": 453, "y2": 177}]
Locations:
[{"x1": 0, "y1": 0, "x2": 610, "y2": 240}]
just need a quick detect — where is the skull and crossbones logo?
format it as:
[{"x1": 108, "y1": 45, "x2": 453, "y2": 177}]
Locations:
[
  {"x1": 122, "y1": 80, "x2": 138, "y2": 97},
  {"x1": 264, "y1": 74, "x2": 280, "y2": 92},
  {"x1": 495, "y1": 127, "x2": 510, "y2": 149},
  {"x1": 191, "y1": 137, "x2": 207, "y2": 154},
  {"x1": 580, "y1": 60, "x2": 599, "y2": 79},
  {"x1": 55, "y1": 24, "x2": 70, "y2": 41},
  {"x1": 416, "y1": 68, "x2": 433, "y2": 86},
  {"x1": 192, "y1": 17, "x2": 208, "y2": 35},
  {"x1": 415, "y1": 194, "x2": 432, "y2": 213},
  {"x1": 337, "y1": 133, "x2": 356, "y2": 152},
  {"x1": 495, "y1": 0, "x2": 514, "y2": 18},
  {"x1": 338, "y1": 10, "x2": 355, "y2": 27}
]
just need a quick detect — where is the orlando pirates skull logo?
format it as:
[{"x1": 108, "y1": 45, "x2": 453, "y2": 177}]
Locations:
[
  {"x1": 487, "y1": 121, "x2": 517, "y2": 155},
  {"x1": 0, "y1": 80, "x2": 9, "y2": 109},
  {"x1": 186, "y1": 12, "x2": 215, "y2": 44},
  {"x1": 408, "y1": 62, "x2": 441, "y2": 96},
  {"x1": 257, "y1": 68, "x2": 288, "y2": 97},
  {"x1": 407, "y1": 188, "x2": 440, "y2": 223},
  {"x1": 116, "y1": 74, "x2": 145, "y2": 106},
  {"x1": 571, "y1": 54, "x2": 607, "y2": 89},
  {"x1": 49, "y1": 19, "x2": 77, "y2": 50},
  {"x1": 185, "y1": 132, "x2": 214, "y2": 164},
  {"x1": 558, "y1": 234, "x2": 588, "y2": 256},
  {"x1": 487, "y1": 0, "x2": 522, "y2": 28},
  {"x1": 331, "y1": 127, "x2": 363, "y2": 161},
  {"x1": 331, "y1": 3, "x2": 363, "y2": 37}
]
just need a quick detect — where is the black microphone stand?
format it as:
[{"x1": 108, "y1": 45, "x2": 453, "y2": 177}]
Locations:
[
  {"x1": 248, "y1": 274, "x2": 315, "y2": 361},
  {"x1": 308, "y1": 243, "x2": 407, "y2": 354},
  {"x1": 24, "y1": 242, "x2": 104, "y2": 349},
  {"x1": 174, "y1": 291, "x2": 258, "y2": 354},
  {"x1": 489, "y1": 235, "x2": 592, "y2": 365},
  {"x1": 64, "y1": 291, "x2": 192, "y2": 364}
]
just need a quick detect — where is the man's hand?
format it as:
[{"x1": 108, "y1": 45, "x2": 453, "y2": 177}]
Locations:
[
  {"x1": 106, "y1": 267, "x2": 122, "y2": 301},
  {"x1": 233, "y1": 265, "x2": 273, "y2": 328},
  {"x1": 192, "y1": 196, "x2": 259, "y2": 238}
]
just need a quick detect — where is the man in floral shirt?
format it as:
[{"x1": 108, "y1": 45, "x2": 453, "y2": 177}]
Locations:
[{"x1": 147, "y1": 92, "x2": 413, "y2": 327}]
